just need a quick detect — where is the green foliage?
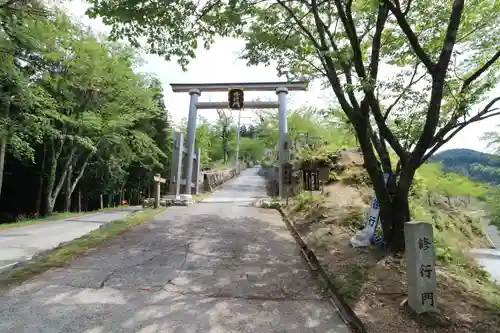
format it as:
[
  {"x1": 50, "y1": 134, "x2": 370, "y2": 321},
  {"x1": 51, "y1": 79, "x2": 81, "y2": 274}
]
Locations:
[
  {"x1": 293, "y1": 144, "x2": 339, "y2": 169},
  {"x1": 430, "y1": 149, "x2": 500, "y2": 185},
  {"x1": 293, "y1": 192, "x2": 321, "y2": 212},
  {"x1": 237, "y1": 137, "x2": 266, "y2": 162},
  {"x1": 416, "y1": 162, "x2": 489, "y2": 198},
  {"x1": 176, "y1": 114, "x2": 265, "y2": 169},
  {"x1": 0, "y1": 4, "x2": 175, "y2": 220}
]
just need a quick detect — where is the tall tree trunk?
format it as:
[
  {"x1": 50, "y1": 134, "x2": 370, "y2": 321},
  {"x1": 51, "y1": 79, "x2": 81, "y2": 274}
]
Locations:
[
  {"x1": 45, "y1": 140, "x2": 74, "y2": 216},
  {"x1": 223, "y1": 128, "x2": 228, "y2": 164},
  {"x1": 66, "y1": 155, "x2": 91, "y2": 203},
  {"x1": 390, "y1": 166, "x2": 416, "y2": 252},
  {"x1": 83, "y1": 190, "x2": 88, "y2": 211},
  {"x1": 44, "y1": 144, "x2": 59, "y2": 216},
  {"x1": 119, "y1": 181, "x2": 127, "y2": 205},
  {"x1": 64, "y1": 162, "x2": 73, "y2": 212},
  {"x1": 35, "y1": 143, "x2": 47, "y2": 215},
  {"x1": 78, "y1": 189, "x2": 82, "y2": 212},
  {"x1": 127, "y1": 184, "x2": 132, "y2": 203},
  {"x1": 390, "y1": 189, "x2": 411, "y2": 252},
  {"x1": 0, "y1": 134, "x2": 7, "y2": 199},
  {"x1": 0, "y1": 100, "x2": 10, "y2": 199}
]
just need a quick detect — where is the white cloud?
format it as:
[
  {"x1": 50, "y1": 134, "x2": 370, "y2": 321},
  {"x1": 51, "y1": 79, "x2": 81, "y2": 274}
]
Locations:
[{"x1": 61, "y1": 0, "x2": 499, "y2": 153}]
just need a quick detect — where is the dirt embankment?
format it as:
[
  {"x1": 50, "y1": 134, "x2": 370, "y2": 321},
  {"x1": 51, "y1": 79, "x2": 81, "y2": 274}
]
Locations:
[{"x1": 284, "y1": 149, "x2": 500, "y2": 333}]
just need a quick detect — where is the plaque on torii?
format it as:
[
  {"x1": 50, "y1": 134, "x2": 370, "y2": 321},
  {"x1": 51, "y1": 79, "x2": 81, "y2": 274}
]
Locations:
[{"x1": 228, "y1": 88, "x2": 244, "y2": 110}]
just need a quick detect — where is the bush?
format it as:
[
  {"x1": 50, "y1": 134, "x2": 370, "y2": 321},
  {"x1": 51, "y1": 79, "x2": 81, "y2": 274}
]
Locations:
[
  {"x1": 293, "y1": 192, "x2": 321, "y2": 212},
  {"x1": 293, "y1": 145, "x2": 340, "y2": 170}
]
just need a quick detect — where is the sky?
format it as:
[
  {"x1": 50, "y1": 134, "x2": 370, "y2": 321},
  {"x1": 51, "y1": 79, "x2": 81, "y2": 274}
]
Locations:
[{"x1": 61, "y1": 0, "x2": 499, "y2": 153}]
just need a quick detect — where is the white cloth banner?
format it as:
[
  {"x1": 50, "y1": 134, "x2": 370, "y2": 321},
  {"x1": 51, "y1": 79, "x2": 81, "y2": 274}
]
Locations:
[{"x1": 350, "y1": 173, "x2": 390, "y2": 248}]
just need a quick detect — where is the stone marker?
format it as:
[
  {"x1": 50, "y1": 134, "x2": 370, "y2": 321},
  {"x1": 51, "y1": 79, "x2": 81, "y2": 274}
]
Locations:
[
  {"x1": 153, "y1": 174, "x2": 166, "y2": 209},
  {"x1": 404, "y1": 221, "x2": 438, "y2": 314}
]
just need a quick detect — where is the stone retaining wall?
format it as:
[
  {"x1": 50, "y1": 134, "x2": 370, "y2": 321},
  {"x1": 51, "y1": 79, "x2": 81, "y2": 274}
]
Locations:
[{"x1": 202, "y1": 163, "x2": 248, "y2": 192}]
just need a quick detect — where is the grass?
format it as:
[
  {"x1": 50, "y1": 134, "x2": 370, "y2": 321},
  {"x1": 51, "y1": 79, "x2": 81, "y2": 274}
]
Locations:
[
  {"x1": 331, "y1": 262, "x2": 369, "y2": 301},
  {"x1": 0, "y1": 207, "x2": 165, "y2": 289},
  {"x1": 0, "y1": 205, "x2": 130, "y2": 231}
]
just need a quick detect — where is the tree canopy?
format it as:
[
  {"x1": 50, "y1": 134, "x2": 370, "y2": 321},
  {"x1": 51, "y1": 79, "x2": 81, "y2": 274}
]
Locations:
[{"x1": 0, "y1": 2, "x2": 173, "y2": 221}]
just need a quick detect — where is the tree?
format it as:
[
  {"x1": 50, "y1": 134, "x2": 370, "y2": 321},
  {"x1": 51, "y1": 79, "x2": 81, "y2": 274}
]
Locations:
[
  {"x1": 237, "y1": 137, "x2": 266, "y2": 162},
  {"x1": 0, "y1": 0, "x2": 53, "y2": 199},
  {"x1": 0, "y1": 4, "x2": 175, "y2": 222},
  {"x1": 216, "y1": 109, "x2": 233, "y2": 163},
  {"x1": 88, "y1": 0, "x2": 500, "y2": 252}
]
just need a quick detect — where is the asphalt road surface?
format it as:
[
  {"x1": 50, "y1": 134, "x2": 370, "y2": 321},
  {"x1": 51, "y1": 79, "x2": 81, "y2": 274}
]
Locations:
[
  {"x1": 0, "y1": 166, "x2": 350, "y2": 333},
  {"x1": 470, "y1": 214, "x2": 500, "y2": 283},
  {"x1": 0, "y1": 206, "x2": 142, "y2": 273}
]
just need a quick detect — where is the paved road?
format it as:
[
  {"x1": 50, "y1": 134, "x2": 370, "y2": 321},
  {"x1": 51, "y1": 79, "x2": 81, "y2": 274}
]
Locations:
[
  {"x1": 470, "y1": 213, "x2": 500, "y2": 283},
  {"x1": 0, "y1": 167, "x2": 350, "y2": 333},
  {"x1": 0, "y1": 206, "x2": 142, "y2": 273}
]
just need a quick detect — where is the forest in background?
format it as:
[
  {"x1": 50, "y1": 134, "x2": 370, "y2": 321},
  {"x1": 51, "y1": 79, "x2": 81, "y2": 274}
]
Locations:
[
  {"x1": 430, "y1": 148, "x2": 500, "y2": 184},
  {"x1": 0, "y1": 4, "x2": 176, "y2": 222}
]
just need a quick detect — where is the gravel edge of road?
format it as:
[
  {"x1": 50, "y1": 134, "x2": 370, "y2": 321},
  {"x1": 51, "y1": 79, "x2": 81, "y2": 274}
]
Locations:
[
  {"x1": 0, "y1": 208, "x2": 163, "y2": 290},
  {"x1": 277, "y1": 207, "x2": 366, "y2": 333}
]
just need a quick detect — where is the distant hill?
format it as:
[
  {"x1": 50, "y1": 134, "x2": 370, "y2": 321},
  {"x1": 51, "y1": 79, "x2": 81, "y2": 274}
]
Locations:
[{"x1": 429, "y1": 148, "x2": 500, "y2": 184}]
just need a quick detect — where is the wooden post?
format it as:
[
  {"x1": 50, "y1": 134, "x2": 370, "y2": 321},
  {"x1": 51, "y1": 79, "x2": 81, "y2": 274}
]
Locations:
[
  {"x1": 100, "y1": 194, "x2": 103, "y2": 210},
  {"x1": 404, "y1": 221, "x2": 438, "y2": 314}
]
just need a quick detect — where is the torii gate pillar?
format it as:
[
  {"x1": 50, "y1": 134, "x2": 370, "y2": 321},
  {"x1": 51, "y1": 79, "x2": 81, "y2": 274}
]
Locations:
[{"x1": 184, "y1": 88, "x2": 200, "y2": 200}]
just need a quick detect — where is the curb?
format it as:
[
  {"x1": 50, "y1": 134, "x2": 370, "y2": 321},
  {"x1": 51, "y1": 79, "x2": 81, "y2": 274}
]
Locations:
[{"x1": 277, "y1": 207, "x2": 368, "y2": 333}]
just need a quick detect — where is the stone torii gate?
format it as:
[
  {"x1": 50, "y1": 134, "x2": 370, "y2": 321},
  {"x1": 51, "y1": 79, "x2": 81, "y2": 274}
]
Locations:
[{"x1": 170, "y1": 81, "x2": 307, "y2": 200}]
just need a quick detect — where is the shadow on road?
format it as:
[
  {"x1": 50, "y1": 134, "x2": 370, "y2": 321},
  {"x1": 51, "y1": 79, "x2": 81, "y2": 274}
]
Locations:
[{"x1": 0, "y1": 205, "x2": 349, "y2": 333}]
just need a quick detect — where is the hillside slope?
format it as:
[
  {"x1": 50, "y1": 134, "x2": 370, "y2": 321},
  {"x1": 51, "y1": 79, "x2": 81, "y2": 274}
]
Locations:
[
  {"x1": 430, "y1": 148, "x2": 500, "y2": 184},
  {"x1": 281, "y1": 147, "x2": 500, "y2": 333}
]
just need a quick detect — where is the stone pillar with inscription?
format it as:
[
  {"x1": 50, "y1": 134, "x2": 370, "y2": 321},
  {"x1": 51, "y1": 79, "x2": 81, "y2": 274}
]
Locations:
[
  {"x1": 154, "y1": 174, "x2": 161, "y2": 209},
  {"x1": 404, "y1": 221, "x2": 438, "y2": 314}
]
